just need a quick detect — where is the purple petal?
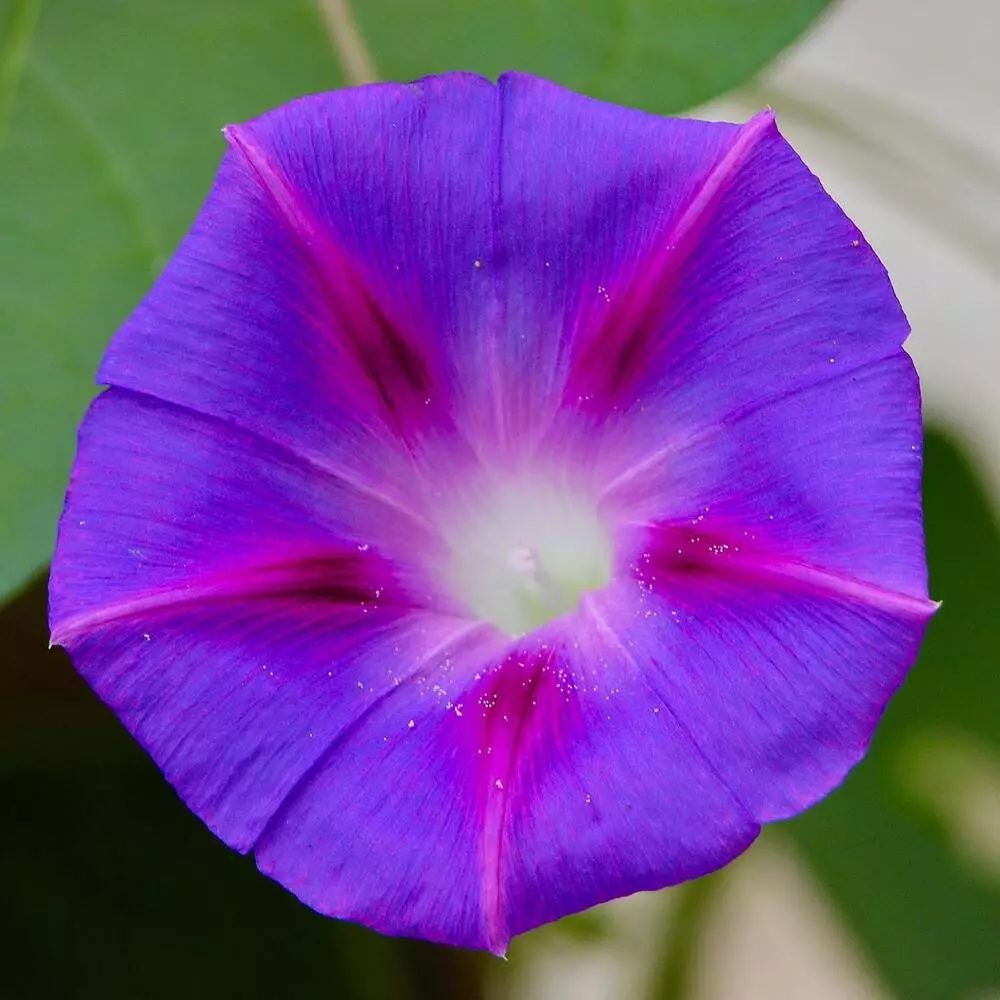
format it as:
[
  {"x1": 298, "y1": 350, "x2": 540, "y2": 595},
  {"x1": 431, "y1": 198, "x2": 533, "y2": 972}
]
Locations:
[
  {"x1": 255, "y1": 628, "x2": 758, "y2": 953},
  {"x1": 50, "y1": 389, "x2": 454, "y2": 634},
  {"x1": 49, "y1": 71, "x2": 936, "y2": 953},
  {"x1": 104, "y1": 73, "x2": 758, "y2": 466},
  {"x1": 97, "y1": 74, "x2": 498, "y2": 482},
  {"x1": 599, "y1": 353, "x2": 929, "y2": 599},
  {"x1": 556, "y1": 101, "x2": 910, "y2": 424},
  {"x1": 62, "y1": 598, "x2": 497, "y2": 869},
  {"x1": 486, "y1": 634, "x2": 758, "y2": 943},
  {"x1": 587, "y1": 523, "x2": 935, "y2": 821},
  {"x1": 52, "y1": 393, "x2": 510, "y2": 908},
  {"x1": 477, "y1": 75, "x2": 745, "y2": 454},
  {"x1": 565, "y1": 111, "x2": 929, "y2": 599}
]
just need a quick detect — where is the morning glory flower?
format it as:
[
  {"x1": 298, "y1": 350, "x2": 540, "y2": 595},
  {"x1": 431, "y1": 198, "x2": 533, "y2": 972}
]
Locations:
[{"x1": 49, "y1": 72, "x2": 937, "y2": 954}]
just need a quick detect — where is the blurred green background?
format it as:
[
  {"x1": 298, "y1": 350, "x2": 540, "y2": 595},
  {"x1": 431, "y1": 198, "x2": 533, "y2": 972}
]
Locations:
[{"x1": 1, "y1": 1, "x2": 997, "y2": 998}]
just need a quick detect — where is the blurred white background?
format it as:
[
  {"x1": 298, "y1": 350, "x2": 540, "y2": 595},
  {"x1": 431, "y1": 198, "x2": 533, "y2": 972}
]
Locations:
[{"x1": 710, "y1": 0, "x2": 1000, "y2": 505}]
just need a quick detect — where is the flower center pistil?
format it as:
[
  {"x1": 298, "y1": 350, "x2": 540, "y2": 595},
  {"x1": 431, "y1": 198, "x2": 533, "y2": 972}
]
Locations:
[
  {"x1": 504, "y1": 544, "x2": 578, "y2": 631},
  {"x1": 443, "y1": 478, "x2": 613, "y2": 636}
]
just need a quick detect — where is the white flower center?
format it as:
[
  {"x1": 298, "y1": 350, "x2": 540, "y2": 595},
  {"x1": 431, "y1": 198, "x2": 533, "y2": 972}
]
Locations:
[{"x1": 442, "y1": 478, "x2": 613, "y2": 635}]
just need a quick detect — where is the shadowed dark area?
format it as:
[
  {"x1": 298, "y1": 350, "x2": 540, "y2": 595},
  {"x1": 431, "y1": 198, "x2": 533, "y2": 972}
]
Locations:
[{"x1": 0, "y1": 575, "x2": 485, "y2": 1000}]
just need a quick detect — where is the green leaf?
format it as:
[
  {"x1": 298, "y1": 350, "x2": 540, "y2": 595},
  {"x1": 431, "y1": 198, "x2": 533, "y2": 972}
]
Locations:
[
  {"x1": 350, "y1": 0, "x2": 832, "y2": 113},
  {"x1": 0, "y1": 0, "x2": 343, "y2": 600},
  {"x1": 786, "y1": 428, "x2": 1000, "y2": 1000}
]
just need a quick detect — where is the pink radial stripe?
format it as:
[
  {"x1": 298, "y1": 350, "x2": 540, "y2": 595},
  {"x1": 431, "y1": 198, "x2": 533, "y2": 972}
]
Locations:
[
  {"x1": 224, "y1": 124, "x2": 443, "y2": 441},
  {"x1": 47, "y1": 389, "x2": 454, "y2": 641},
  {"x1": 469, "y1": 644, "x2": 560, "y2": 953},
  {"x1": 623, "y1": 521, "x2": 938, "y2": 618},
  {"x1": 51, "y1": 544, "x2": 459, "y2": 648},
  {"x1": 493, "y1": 618, "x2": 759, "y2": 943},
  {"x1": 563, "y1": 110, "x2": 775, "y2": 410},
  {"x1": 586, "y1": 526, "x2": 933, "y2": 824}
]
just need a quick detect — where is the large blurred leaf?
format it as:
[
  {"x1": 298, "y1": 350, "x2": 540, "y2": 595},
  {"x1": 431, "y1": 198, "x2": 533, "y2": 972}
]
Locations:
[
  {"x1": 787, "y1": 428, "x2": 1000, "y2": 999},
  {"x1": 352, "y1": 0, "x2": 832, "y2": 113},
  {"x1": 0, "y1": 0, "x2": 835, "y2": 602},
  {"x1": 0, "y1": 0, "x2": 343, "y2": 600}
]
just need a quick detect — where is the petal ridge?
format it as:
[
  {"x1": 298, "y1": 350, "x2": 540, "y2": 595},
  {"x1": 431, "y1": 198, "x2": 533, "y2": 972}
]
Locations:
[
  {"x1": 476, "y1": 646, "x2": 555, "y2": 955},
  {"x1": 588, "y1": 570, "x2": 930, "y2": 823},
  {"x1": 251, "y1": 619, "x2": 494, "y2": 856},
  {"x1": 94, "y1": 386, "x2": 434, "y2": 530},
  {"x1": 598, "y1": 350, "x2": 907, "y2": 504},
  {"x1": 582, "y1": 596, "x2": 757, "y2": 822},
  {"x1": 224, "y1": 122, "x2": 440, "y2": 440},
  {"x1": 627, "y1": 521, "x2": 937, "y2": 617},
  {"x1": 51, "y1": 546, "x2": 457, "y2": 648},
  {"x1": 565, "y1": 110, "x2": 775, "y2": 408}
]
